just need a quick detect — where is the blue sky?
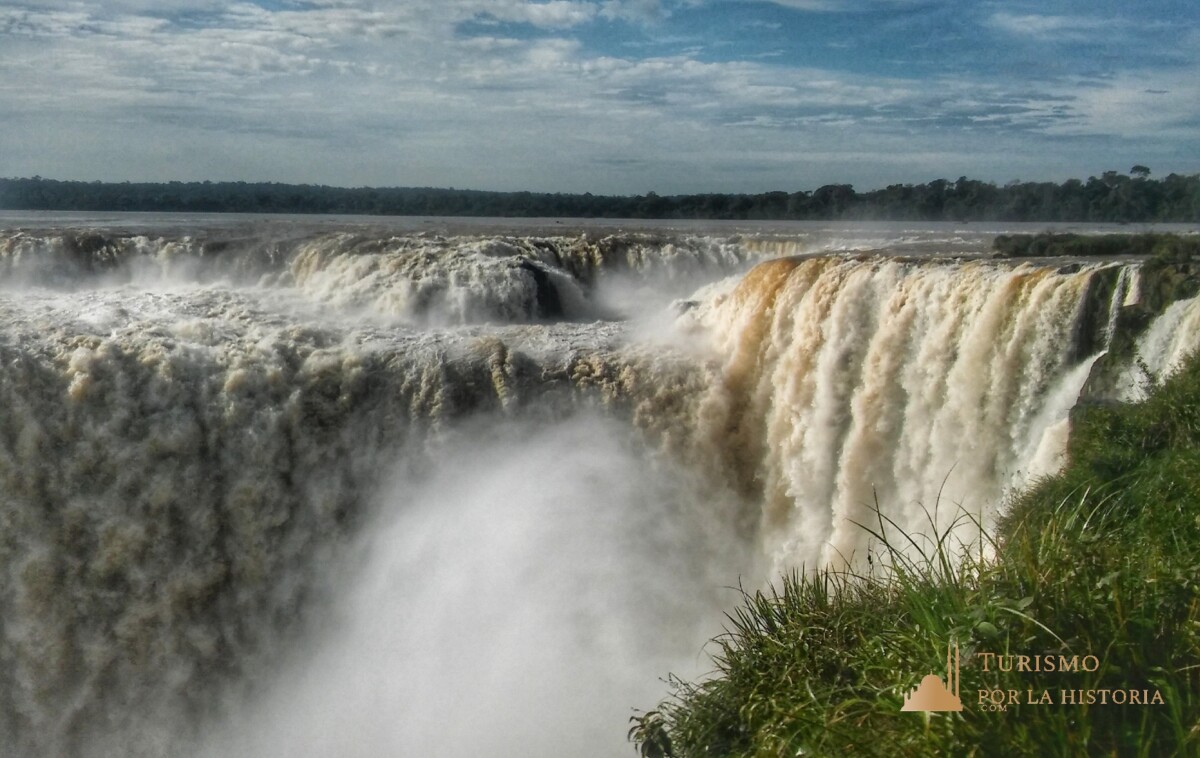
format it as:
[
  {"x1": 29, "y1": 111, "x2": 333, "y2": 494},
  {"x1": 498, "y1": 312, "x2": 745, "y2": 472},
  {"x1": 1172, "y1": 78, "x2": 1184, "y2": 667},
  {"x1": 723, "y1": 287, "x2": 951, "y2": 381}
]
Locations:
[{"x1": 1, "y1": 0, "x2": 1197, "y2": 194}]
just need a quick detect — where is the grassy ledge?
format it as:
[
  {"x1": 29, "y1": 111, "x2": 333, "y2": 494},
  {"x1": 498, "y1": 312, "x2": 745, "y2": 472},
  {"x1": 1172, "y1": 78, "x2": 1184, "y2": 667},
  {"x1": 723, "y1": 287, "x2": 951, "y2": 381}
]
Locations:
[{"x1": 633, "y1": 354, "x2": 1200, "y2": 757}]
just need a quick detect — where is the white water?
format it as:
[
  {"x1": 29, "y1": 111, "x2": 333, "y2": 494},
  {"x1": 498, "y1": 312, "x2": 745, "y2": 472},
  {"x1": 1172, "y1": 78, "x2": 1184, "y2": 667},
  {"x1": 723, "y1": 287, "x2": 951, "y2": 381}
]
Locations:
[
  {"x1": 198, "y1": 416, "x2": 749, "y2": 758},
  {"x1": 0, "y1": 220, "x2": 1196, "y2": 756},
  {"x1": 683, "y1": 257, "x2": 1122, "y2": 568},
  {"x1": 1121, "y1": 295, "x2": 1200, "y2": 399}
]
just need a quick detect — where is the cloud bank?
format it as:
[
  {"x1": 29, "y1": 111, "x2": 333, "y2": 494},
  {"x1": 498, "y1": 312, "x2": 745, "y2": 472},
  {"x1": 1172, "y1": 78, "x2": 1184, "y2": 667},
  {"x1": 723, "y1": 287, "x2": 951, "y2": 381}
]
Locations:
[{"x1": 0, "y1": 0, "x2": 1196, "y2": 192}]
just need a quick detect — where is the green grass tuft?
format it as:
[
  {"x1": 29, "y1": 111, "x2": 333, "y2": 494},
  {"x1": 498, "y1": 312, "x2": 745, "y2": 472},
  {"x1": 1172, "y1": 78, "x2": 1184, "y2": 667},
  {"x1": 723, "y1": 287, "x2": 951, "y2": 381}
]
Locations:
[{"x1": 634, "y1": 354, "x2": 1200, "y2": 756}]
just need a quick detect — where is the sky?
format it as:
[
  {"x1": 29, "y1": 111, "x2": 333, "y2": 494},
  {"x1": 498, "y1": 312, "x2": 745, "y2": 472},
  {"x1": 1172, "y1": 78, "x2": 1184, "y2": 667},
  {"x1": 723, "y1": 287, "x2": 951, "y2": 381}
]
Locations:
[{"x1": 1, "y1": 0, "x2": 1197, "y2": 194}]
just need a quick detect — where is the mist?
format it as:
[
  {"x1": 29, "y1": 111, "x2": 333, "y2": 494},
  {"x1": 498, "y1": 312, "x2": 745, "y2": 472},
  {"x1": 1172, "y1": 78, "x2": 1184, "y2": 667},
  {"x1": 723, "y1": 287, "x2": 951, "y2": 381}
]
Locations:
[{"x1": 198, "y1": 414, "x2": 755, "y2": 758}]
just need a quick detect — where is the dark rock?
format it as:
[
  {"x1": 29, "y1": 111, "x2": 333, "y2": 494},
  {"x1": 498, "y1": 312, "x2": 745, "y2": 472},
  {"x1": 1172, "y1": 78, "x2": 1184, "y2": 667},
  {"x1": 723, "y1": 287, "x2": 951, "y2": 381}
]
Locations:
[{"x1": 517, "y1": 260, "x2": 564, "y2": 320}]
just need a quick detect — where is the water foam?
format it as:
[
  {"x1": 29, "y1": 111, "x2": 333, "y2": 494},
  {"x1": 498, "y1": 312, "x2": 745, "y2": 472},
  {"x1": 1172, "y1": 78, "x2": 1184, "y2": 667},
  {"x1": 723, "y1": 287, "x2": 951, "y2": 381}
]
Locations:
[{"x1": 198, "y1": 416, "x2": 749, "y2": 758}]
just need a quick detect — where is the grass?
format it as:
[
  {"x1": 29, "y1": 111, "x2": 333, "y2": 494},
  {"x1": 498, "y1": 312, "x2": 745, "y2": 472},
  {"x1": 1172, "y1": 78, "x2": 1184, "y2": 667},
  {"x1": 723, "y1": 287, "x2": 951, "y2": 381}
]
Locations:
[{"x1": 633, "y1": 353, "x2": 1200, "y2": 757}]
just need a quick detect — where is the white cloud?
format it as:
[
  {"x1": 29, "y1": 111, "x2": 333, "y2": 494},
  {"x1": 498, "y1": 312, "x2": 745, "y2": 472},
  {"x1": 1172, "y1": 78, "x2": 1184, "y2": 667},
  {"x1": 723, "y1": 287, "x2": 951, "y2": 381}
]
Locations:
[
  {"x1": 600, "y1": 0, "x2": 667, "y2": 24},
  {"x1": 743, "y1": 0, "x2": 932, "y2": 12},
  {"x1": 752, "y1": 0, "x2": 843, "y2": 11},
  {"x1": 1040, "y1": 69, "x2": 1200, "y2": 139},
  {"x1": 486, "y1": 1, "x2": 598, "y2": 28},
  {"x1": 987, "y1": 12, "x2": 1111, "y2": 41},
  {"x1": 0, "y1": 0, "x2": 1196, "y2": 193}
]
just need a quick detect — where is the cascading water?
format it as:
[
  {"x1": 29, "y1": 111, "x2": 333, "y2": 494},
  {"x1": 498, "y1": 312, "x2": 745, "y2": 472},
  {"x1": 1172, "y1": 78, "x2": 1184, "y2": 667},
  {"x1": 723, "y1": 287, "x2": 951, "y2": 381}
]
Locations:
[
  {"x1": 682, "y1": 256, "x2": 1126, "y2": 569},
  {"x1": 0, "y1": 218, "x2": 1195, "y2": 757},
  {"x1": 1120, "y1": 295, "x2": 1200, "y2": 399}
]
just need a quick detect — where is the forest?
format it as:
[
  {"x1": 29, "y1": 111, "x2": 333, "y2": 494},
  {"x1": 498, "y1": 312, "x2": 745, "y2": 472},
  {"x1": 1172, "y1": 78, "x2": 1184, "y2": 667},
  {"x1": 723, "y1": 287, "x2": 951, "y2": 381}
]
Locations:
[{"x1": 1, "y1": 169, "x2": 1198, "y2": 222}]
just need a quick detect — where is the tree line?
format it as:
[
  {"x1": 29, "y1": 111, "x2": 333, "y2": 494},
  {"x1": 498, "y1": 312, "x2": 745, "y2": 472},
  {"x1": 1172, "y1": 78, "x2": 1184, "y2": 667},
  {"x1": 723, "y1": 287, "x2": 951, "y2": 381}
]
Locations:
[{"x1": 1, "y1": 169, "x2": 1197, "y2": 222}]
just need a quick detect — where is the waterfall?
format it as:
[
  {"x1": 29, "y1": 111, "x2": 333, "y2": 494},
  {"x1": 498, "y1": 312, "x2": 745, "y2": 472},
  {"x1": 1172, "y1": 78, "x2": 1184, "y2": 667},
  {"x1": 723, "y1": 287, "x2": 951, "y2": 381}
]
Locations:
[
  {"x1": 683, "y1": 256, "x2": 1128, "y2": 570},
  {"x1": 0, "y1": 221, "x2": 1194, "y2": 756},
  {"x1": 1120, "y1": 295, "x2": 1200, "y2": 399}
]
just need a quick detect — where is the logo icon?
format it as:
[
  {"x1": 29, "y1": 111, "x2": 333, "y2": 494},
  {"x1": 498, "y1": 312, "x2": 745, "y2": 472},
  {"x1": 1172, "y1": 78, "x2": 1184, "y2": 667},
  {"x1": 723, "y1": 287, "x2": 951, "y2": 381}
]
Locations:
[{"x1": 902, "y1": 641, "x2": 962, "y2": 712}]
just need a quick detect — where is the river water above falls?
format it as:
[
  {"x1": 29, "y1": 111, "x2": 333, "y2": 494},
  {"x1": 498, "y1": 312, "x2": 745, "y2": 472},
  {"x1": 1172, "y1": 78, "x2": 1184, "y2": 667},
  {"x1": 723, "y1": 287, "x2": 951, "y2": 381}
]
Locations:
[{"x1": 1, "y1": 215, "x2": 1196, "y2": 757}]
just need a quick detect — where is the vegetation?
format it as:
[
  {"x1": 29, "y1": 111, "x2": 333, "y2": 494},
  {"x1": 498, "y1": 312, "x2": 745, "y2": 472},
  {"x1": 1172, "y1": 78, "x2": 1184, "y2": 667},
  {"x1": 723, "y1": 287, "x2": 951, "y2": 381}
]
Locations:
[
  {"x1": 633, "y1": 354, "x2": 1200, "y2": 756},
  {"x1": 993, "y1": 233, "x2": 1200, "y2": 259},
  {"x1": 2, "y1": 169, "x2": 1199, "y2": 222}
]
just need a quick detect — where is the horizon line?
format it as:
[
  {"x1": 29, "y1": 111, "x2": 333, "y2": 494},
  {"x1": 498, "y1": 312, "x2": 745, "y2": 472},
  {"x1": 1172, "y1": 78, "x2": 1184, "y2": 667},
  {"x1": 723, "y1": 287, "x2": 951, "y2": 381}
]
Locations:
[{"x1": 3, "y1": 170, "x2": 1196, "y2": 199}]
